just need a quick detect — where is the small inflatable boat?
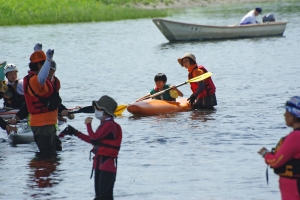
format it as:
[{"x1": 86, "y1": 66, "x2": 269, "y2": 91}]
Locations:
[
  {"x1": 0, "y1": 107, "x2": 18, "y2": 119},
  {"x1": 127, "y1": 98, "x2": 192, "y2": 116}
]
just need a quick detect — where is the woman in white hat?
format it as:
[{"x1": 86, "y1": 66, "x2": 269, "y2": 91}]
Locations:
[
  {"x1": 178, "y1": 53, "x2": 217, "y2": 110},
  {"x1": 258, "y1": 96, "x2": 300, "y2": 199},
  {"x1": 60, "y1": 95, "x2": 122, "y2": 200}
]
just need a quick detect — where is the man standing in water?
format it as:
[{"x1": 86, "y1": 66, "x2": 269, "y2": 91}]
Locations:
[{"x1": 23, "y1": 44, "x2": 61, "y2": 159}]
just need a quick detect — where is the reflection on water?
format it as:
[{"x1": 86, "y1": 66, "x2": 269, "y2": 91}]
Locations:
[
  {"x1": 188, "y1": 109, "x2": 216, "y2": 122},
  {"x1": 27, "y1": 155, "x2": 62, "y2": 190}
]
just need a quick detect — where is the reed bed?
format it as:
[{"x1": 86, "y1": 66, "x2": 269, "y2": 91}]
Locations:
[{"x1": 0, "y1": 0, "x2": 174, "y2": 26}]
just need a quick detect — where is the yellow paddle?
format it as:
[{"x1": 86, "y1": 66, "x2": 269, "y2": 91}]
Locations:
[{"x1": 115, "y1": 72, "x2": 213, "y2": 115}]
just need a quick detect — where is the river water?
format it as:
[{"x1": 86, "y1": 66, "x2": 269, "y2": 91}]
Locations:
[{"x1": 0, "y1": 1, "x2": 299, "y2": 200}]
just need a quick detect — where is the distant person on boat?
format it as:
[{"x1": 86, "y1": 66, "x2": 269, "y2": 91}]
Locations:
[
  {"x1": 240, "y1": 7, "x2": 262, "y2": 25},
  {"x1": 0, "y1": 117, "x2": 17, "y2": 133},
  {"x1": 59, "y1": 95, "x2": 122, "y2": 200},
  {"x1": 258, "y1": 96, "x2": 300, "y2": 200},
  {"x1": 136, "y1": 73, "x2": 183, "y2": 102},
  {"x1": 178, "y1": 53, "x2": 217, "y2": 110},
  {"x1": 23, "y1": 43, "x2": 62, "y2": 159},
  {"x1": 0, "y1": 64, "x2": 25, "y2": 109}
]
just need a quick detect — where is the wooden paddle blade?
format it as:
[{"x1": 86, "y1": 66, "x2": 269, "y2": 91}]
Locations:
[
  {"x1": 188, "y1": 72, "x2": 212, "y2": 83},
  {"x1": 114, "y1": 104, "x2": 128, "y2": 115},
  {"x1": 68, "y1": 106, "x2": 95, "y2": 114}
]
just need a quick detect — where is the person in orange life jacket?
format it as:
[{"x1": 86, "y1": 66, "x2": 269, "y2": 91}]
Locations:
[
  {"x1": 24, "y1": 44, "x2": 61, "y2": 159},
  {"x1": 258, "y1": 96, "x2": 300, "y2": 200},
  {"x1": 7, "y1": 59, "x2": 73, "y2": 125},
  {"x1": 136, "y1": 73, "x2": 183, "y2": 102},
  {"x1": 0, "y1": 64, "x2": 25, "y2": 109},
  {"x1": 178, "y1": 53, "x2": 217, "y2": 110},
  {"x1": 59, "y1": 95, "x2": 122, "y2": 200}
]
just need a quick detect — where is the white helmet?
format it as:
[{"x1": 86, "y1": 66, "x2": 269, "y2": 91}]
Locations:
[{"x1": 4, "y1": 64, "x2": 18, "y2": 75}]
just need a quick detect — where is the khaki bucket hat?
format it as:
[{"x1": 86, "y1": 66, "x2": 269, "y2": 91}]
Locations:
[
  {"x1": 177, "y1": 53, "x2": 196, "y2": 66},
  {"x1": 92, "y1": 95, "x2": 117, "y2": 117}
]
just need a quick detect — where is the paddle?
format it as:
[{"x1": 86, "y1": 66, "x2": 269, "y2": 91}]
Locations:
[
  {"x1": 138, "y1": 72, "x2": 213, "y2": 102},
  {"x1": 112, "y1": 72, "x2": 213, "y2": 115},
  {"x1": 58, "y1": 105, "x2": 127, "y2": 116}
]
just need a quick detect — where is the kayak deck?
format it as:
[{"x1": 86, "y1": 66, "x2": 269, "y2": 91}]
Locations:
[{"x1": 127, "y1": 98, "x2": 192, "y2": 116}]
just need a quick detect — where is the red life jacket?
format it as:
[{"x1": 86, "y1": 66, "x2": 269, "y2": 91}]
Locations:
[
  {"x1": 91, "y1": 121, "x2": 122, "y2": 158},
  {"x1": 52, "y1": 76, "x2": 60, "y2": 91},
  {"x1": 188, "y1": 65, "x2": 216, "y2": 99},
  {"x1": 23, "y1": 71, "x2": 55, "y2": 114}
]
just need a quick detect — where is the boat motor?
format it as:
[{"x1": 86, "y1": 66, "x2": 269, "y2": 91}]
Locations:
[{"x1": 263, "y1": 13, "x2": 275, "y2": 22}]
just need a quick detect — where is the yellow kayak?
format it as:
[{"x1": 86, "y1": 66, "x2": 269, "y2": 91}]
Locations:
[{"x1": 127, "y1": 98, "x2": 192, "y2": 116}]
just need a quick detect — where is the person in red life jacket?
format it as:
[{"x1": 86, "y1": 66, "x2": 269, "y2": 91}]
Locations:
[
  {"x1": 258, "y1": 96, "x2": 300, "y2": 200},
  {"x1": 59, "y1": 95, "x2": 122, "y2": 200},
  {"x1": 136, "y1": 73, "x2": 183, "y2": 102},
  {"x1": 47, "y1": 60, "x2": 74, "y2": 122},
  {"x1": 1, "y1": 64, "x2": 25, "y2": 109},
  {"x1": 178, "y1": 53, "x2": 217, "y2": 110},
  {"x1": 8, "y1": 59, "x2": 74, "y2": 125},
  {"x1": 24, "y1": 43, "x2": 62, "y2": 159}
]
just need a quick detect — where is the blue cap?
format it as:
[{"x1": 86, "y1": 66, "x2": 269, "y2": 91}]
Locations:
[
  {"x1": 285, "y1": 96, "x2": 300, "y2": 118},
  {"x1": 255, "y1": 7, "x2": 262, "y2": 14}
]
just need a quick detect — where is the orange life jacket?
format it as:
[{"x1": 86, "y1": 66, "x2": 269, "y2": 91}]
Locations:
[
  {"x1": 23, "y1": 71, "x2": 55, "y2": 114},
  {"x1": 188, "y1": 65, "x2": 216, "y2": 99}
]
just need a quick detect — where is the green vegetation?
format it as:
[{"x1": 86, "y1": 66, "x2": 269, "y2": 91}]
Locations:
[{"x1": 0, "y1": 0, "x2": 176, "y2": 26}]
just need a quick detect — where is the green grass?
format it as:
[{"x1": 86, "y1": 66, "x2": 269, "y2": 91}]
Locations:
[{"x1": 0, "y1": 0, "x2": 176, "y2": 26}]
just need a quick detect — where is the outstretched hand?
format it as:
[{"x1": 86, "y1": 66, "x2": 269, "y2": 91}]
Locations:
[
  {"x1": 58, "y1": 125, "x2": 77, "y2": 137},
  {"x1": 34, "y1": 43, "x2": 42, "y2": 51},
  {"x1": 6, "y1": 125, "x2": 17, "y2": 134},
  {"x1": 46, "y1": 49, "x2": 54, "y2": 61}
]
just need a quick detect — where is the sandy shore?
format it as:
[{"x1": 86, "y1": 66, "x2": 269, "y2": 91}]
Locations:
[{"x1": 135, "y1": 0, "x2": 269, "y2": 9}]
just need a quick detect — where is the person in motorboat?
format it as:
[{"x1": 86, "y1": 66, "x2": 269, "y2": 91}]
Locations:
[
  {"x1": 23, "y1": 43, "x2": 61, "y2": 159},
  {"x1": 178, "y1": 53, "x2": 217, "y2": 110},
  {"x1": 136, "y1": 73, "x2": 183, "y2": 102},
  {"x1": 258, "y1": 96, "x2": 300, "y2": 200},
  {"x1": 59, "y1": 95, "x2": 122, "y2": 200},
  {"x1": 240, "y1": 7, "x2": 262, "y2": 25},
  {"x1": 1, "y1": 64, "x2": 25, "y2": 109}
]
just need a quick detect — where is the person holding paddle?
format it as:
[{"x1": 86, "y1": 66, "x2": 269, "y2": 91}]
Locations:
[
  {"x1": 136, "y1": 73, "x2": 183, "y2": 102},
  {"x1": 258, "y1": 96, "x2": 300, "y2": 200},
  {"x1": 59, "y1": 95, "x2": 122, "y2": 200},
  {"x1": 178, "y1": 53, "x2": 217, "y2": 110}
]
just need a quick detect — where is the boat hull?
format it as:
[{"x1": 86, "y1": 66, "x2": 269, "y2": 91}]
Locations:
[
  {"x1": 152, "y1": 18, "x2": 288, "y2": 42},
  {"x1": 127, "y1": 98, "x2": 192, "y2": 116},
  {"x1": 0, "y1": 108, "x2": 18, "y2": 119}
]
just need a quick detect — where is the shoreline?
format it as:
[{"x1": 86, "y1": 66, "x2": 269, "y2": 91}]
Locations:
[{"x1": 134, "y1": 0, "x2": 270, "y2": 9}]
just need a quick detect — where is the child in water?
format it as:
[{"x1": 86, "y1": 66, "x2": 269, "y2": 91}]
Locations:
[{"x1": 136, "y1": 73, "x2": 183, "y2": 102}]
